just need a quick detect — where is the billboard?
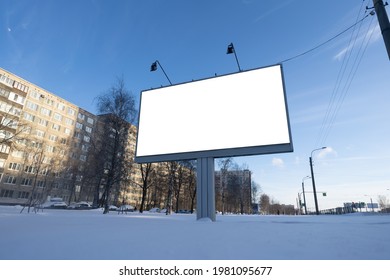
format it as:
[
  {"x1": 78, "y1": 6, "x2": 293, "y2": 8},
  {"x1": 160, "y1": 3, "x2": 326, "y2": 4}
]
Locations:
[{"x1": 135, "y1": 64, "x2": 293, "y2": 163}]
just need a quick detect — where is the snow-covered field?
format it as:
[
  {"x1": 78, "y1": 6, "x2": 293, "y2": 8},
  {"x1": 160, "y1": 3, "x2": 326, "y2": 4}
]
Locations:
[{"x1": 1, "y1": 205, "x2": 389, "y2": 260}]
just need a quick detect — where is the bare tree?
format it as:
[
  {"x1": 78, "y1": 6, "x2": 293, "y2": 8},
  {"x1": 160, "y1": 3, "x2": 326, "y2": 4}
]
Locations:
[
  {"x1": 138, "y1": 163, "x2": 154, "y2": 213},
  {"x1": 217, "y1": 157, "x2": 233, "y2": 214},
  {"x1": 95, "y1": 77, "x2": 137, "y2": 214},
  {"x1": 0, "y1": 98, "x2": 29, "y2": 147},
  {"x1": 251, "y1": 181, "x2": 262, "y2": 204},
  {"x1": 259, "y1": 194, "x2": 270, "y2": 214},
  {"x1": 378, "y1": 195, "x2": 390, "y2": 211},
  {"x1": 165, "y1": 161, "x2": 177, "y2": 215},
  {"x1": 183, "y1": 160, "x2": 196, "y2": 213}
]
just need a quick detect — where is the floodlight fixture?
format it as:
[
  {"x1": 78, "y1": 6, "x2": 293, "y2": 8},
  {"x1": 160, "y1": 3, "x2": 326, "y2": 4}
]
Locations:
[
  {"x1": 226, "y1": 42, "x2": 242, "y2": 72},
  {"x1": 150, "y1": 60, "x2": 172, "y2": 85}
]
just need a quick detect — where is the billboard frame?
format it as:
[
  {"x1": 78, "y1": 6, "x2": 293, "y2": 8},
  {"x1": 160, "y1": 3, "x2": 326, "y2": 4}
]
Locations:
[{"x1": 134, "y1": 63, "x2": 293, "y2": 164}]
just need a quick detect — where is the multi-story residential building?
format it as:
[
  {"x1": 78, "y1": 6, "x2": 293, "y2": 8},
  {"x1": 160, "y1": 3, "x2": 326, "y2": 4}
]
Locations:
[{"x1": 0, "y1": 67, "x2": 143, "y2": 207}]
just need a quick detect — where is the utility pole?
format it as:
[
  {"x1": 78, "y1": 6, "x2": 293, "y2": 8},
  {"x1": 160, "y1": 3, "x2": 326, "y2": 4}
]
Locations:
[{"x1": 373, "y1": 0, "x2": 390, "y2": 59}]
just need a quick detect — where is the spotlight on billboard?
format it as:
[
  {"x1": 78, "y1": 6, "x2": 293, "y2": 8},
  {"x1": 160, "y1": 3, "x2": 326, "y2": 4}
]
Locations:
[{"x1": 135, "y1": 64, "x2": 293, "y2": 163}]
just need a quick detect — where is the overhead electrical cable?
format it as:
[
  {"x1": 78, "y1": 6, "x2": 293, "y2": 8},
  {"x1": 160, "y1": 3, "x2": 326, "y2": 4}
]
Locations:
[
  {"x1": 278, "y1": 13, "x2": 370, "y2": 64},
  {"x1": 319, "y1": 14, "x2": 376, "y2": 146},
  {"x1": 315, "y1": 1, "x2": 368, "y2": 147}
]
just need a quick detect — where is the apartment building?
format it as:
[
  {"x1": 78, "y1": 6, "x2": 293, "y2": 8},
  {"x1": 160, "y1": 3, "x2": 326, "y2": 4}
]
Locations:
[
  {"x1": 215, "y1": 168, "x2": 252, "y2": 214},
  {"x1": 0, "y1": 67, "x2": 143, "y2": 206}
]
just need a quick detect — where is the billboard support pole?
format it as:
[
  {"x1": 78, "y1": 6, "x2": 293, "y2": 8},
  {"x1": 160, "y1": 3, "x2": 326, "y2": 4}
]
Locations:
[{"x1": 196, "y1": 157, "x2": 216, "y2": 221}]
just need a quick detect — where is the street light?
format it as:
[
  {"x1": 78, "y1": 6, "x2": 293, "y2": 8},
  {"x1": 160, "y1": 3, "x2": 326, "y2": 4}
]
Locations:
[
  {"x1": 226, "y1": 43, "x2": 242, "y2": 72},
  {"x1": 302, "y1": 176, "x2": 311, "y2": 214},
  {"x1": 309, "y1": 147, "x2": 327, "y2": 215},
  {"x1": 364, "y1": 195, "x2": 375, "y2": 212},
  {"x1": 150, "y1": 60, "x2": 172, "y2": 85}
]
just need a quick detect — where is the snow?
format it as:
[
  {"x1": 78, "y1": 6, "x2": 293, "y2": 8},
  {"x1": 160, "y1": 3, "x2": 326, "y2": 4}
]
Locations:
[{"x1": 1, "y1": 205, "x2": 389, "y2": 260}]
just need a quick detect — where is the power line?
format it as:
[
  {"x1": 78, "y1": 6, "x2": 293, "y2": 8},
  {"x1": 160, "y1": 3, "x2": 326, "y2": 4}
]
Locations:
[
  {"x1": 279, "y1": 14, "x2": 370, "y2": 64},
  {"x1": 316, "y1": 1, "x2": 369, "y2": 147},
  {"x1": 316, "y1": 8, "x2": 376, "y2": 147}
]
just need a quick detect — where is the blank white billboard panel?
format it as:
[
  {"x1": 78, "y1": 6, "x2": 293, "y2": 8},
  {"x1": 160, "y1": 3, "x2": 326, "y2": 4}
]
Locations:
[{"x1": 135, "y1": 64, "x2": 292, "y2": 163}]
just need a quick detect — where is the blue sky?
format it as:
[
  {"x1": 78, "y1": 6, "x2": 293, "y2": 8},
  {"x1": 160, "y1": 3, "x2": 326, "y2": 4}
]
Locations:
[{"x1": 1, "y1": 0, "x2": 390, "y2": 211}]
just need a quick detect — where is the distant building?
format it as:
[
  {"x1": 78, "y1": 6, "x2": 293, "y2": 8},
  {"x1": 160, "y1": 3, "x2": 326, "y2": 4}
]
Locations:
[{"x1": 215, "y1": 169, "x2": 252, "y2": 214}]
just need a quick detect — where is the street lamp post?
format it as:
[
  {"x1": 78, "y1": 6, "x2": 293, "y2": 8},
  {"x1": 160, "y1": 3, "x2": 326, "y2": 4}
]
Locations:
[
  {"x1": 302, "y1": 176, "x2": 311, "y2": 215},
  {"x1": 364, "y1": 195, "x2": 375, "y2": 212},
  {"x1": 310, "y1": 147, "x2": 327, "y2": 215}
]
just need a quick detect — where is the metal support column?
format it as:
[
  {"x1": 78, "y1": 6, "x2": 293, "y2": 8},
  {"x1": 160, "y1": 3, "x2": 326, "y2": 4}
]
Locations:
[{"x1": 196, "y1": 157, "x2": 216, "y2": 221}]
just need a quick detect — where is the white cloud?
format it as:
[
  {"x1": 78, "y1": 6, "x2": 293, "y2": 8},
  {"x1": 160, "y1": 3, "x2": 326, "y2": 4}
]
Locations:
[
  {"x1": 272, "y1": 158, "x2": 284, "y2": 168},
  {"x1": 333, "y1": 25, "x2": 381, "y2": 61}
]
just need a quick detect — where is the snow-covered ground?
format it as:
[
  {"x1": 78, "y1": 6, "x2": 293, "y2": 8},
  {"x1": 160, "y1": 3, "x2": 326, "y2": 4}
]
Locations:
[{"x1": 1, "y1": 205, "x2": 389, "y2": 260}]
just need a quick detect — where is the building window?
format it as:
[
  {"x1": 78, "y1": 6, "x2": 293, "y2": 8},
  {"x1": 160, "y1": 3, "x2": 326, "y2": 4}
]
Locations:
[
  {"x1": 83, "y1": 135, "x2": 90, "y2": 143},
  {"x1": 29, "y1": 90, "x2": 41, "y2": 100},
  {"x1": 8, "y1": 162, "x2": 22, "y2": 171},
  {"x1": 46, "y1": 145, "x2": 55, "y2": 153},
  {"x1": 64, "y1": 128, "x2": 71, "y2": 135},
  {"x1": 56, "y1": 102, "x2": 65, "y2": 111},
  {"x1": 44, "y1": 98, "x2": 54, "y2": 107},
  {"x1": 48, "y1": 134, "x2": 58, "y2": 142},
  {"x1": 24, "y1": 165, "x2": 36, "y2": 174},
  {"x1": 65, "y1": 117, "x2": 74, "y2": 126},
  {"x1": 4, "y1": 176, "x2": 17, "y2": 184},
  {"x1": 75, "y1": 122, "x2": 83, "y2": 129},
  {"x1": 13, "y1": 81, "x2": 29, "y2": 93},
  {"x1": 35, "y1": 129, "x2": 45, "y2": 138},
  {"x1": 0, "y1": 74, "x2": 14, "y2": 87},
  {"x1": 53, "y1": 113, "x2": 62, "y2": 122},
  {"x1": 0, "y1": 88, "x2": 10, "y2": 98},
  {"x1": 9, "y1": 92, "x2": 25, "y2": 105},
  {"x1": 17, "y1": 191, "x2": 30, "y2": 199},
  {"x1": 85, "y1": 126, "x2": 92, "y2": 133},
  {"x1": 40, "y1": 107, "x2": 51, "y2": 117},
  {"x1": 21, "y1": 177, "x2": 33, "y2": 186},
  {"x1": 0, "y1": 189, "x2": 14, "y2": 198},
  {"x1": 87, "y1": 117, "x2": 94, "y2": 125},
  {"x1": 26, "y1": 101, "x2": 39, "y2": 111},
  {"x1": 23, "y1": 112, "x2": 35, "y2": 122},
  {"x1": 0, "y1": 144, "x2": 10, "y2": 154},
  {"x1": 78, "y1": 113, "x2": 85, "y2": 120},
  {"x1": 38, "y1": 118, "x2": 48, "y2": 127},
  {"x1": 37, "y1": 181, "x2": 45, "y2": 188},
  {"x1": 80, "y1": 154, "x2": 87, "y2": 161},
  {"x1": 52, "y1": 123, "x2": 61, "y2": 131},
  {"x1": 1, "y1": 118, "x2": 18, "y2": 129},
  {"x1": 81, "y1": 144, "x2": 88, "y2": 152},
  {"x1": 67, "y1": 107, "x2": 75, "y2": 116},
  {"x1": 39, "y1": 168, "x2": 49, "y2": 176},
  {"x1": 0, "y1": 130, "x2": 14, "y2": 140}
]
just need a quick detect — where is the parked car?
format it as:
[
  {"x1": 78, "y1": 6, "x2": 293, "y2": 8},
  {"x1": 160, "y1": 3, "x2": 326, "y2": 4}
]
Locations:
[
  {"x1": 177, "y1": 209, "x2": 191, "y2": 214},
  {"x1": 41, "y1": 197, "x2": 68, "y2": 209},
  {"x1": 50, "y1": 202, "x2": 68, "y2": 209},
  {"x1": 108, "y1": 205, "x2": 118, "y2": 211},
  {"x1": 67, "y1": 202, "x2": 92, "y2": 209},
  {"x1": 118, "y1": 205, "x2": 135, "y2": 212}
]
